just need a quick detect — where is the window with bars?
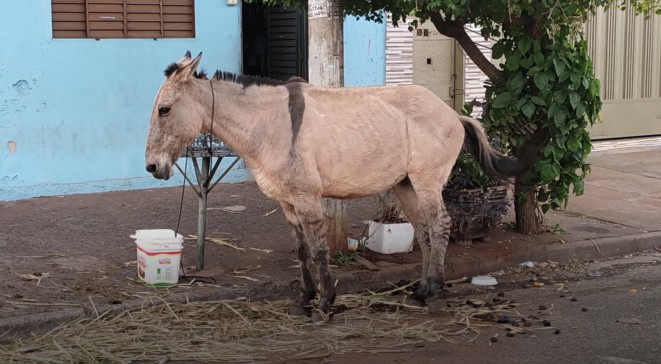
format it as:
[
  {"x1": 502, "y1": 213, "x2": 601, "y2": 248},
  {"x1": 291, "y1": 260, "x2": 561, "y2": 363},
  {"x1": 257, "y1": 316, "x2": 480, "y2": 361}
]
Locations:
[{"x1": 51, "y1": 0, "x2": 195, "y2": 39}]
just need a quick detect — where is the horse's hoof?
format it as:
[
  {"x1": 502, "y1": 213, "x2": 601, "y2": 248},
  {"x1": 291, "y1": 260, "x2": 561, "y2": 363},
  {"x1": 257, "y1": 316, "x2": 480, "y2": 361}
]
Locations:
[
  {"x1": 289, "y1": 306, "x2": 311, "y2": 317},
  {"x1": 427, "y1": 298, "x2": 447, "y2": 314},
  {"x1": 404, "y1": 296, "x2": 426, "y2": 307}
]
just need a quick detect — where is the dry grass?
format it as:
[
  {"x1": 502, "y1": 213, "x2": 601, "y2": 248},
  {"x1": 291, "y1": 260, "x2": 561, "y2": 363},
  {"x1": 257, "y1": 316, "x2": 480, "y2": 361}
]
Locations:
[{"x1": 0, "y1": 285, "x2": 548, "y2": 363}]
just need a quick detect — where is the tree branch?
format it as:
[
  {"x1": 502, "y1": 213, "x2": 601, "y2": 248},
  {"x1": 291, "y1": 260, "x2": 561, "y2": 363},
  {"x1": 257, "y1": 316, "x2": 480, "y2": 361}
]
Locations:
[{"x1": 427, "y1": 12, "x2": 503, "y2": 82}]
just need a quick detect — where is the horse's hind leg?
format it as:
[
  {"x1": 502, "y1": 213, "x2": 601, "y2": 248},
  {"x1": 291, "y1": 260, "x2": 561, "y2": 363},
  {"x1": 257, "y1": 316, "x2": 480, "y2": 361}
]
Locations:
[
  {"x1": 280, "y1": 202, "x2": 317, "y2": 315},
  {"x1": 426, "y1": 198, "x2": 452, "y2": 312},
  {"x1": 407, "y1": 181, "x2": 451, "y2": 313},
  {"x1": 293, "y1": 196, "x2": 336, "y2": 322}
]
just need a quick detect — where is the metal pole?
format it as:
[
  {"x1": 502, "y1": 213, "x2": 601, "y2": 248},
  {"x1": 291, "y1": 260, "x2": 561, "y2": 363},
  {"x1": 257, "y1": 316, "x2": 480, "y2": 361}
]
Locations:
[{"x1": 196, "y1": 156, "x2": 211, "y2": 270}]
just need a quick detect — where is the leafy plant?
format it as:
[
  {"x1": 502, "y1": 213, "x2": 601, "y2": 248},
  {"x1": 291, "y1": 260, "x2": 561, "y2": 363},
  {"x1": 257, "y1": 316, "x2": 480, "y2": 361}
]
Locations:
[
  {"x1": 482, "y1": 30, "x2": 601, "y2": 216},
  {"x1": 330, "y1": 251, "x2": 354, "y2": 266}
]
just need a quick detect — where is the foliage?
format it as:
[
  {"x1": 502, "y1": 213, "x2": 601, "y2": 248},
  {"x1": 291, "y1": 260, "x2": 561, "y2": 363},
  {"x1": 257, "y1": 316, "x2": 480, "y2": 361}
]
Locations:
[
  {"x1": 330, "y1": 251, "x2": 354, "y2": 266},
  {"x1": 446, "y1": 152, "x2": 499, "y2": 191},
  {"x1": 482, "y1": 29, "x2": 601, "y2": 213}
]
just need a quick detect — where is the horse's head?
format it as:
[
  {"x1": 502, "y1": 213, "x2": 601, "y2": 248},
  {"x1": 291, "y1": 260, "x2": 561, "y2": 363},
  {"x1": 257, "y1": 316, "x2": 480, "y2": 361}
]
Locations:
[{"x1": 145, "y1": 51, "x2": 204, "y2": 180}]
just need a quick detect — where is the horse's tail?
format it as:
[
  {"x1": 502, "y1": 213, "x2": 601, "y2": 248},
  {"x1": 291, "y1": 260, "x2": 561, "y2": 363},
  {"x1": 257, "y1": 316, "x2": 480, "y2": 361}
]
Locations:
[{"x1": 459, "y1": 115, "x2": 530, "y2": 179}]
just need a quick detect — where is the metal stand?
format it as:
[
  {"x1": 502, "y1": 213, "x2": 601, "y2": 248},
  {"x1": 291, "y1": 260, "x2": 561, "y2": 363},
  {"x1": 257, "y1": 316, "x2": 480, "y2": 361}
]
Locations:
[{"x1": 174, "y1": 134, "x2": 239, "y2": 271}]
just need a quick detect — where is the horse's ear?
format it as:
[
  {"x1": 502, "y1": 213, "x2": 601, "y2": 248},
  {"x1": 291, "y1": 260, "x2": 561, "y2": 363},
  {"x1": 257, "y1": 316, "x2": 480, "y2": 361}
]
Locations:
[
  {"x1": 184, "y1": 50, "x2": 192, "y2": 59},
  {"x1": 172, "y1": 52, "x2": 202, "y2": 84},
  {"x1": 190, "y1": 52, "x2": 202, "y2": 71}
]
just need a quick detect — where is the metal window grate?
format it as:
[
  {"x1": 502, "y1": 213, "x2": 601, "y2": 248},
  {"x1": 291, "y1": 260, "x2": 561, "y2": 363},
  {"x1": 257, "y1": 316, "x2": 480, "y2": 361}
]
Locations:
[{"x1": 51, "y1": 0, "x2": 195, "y2": 39}]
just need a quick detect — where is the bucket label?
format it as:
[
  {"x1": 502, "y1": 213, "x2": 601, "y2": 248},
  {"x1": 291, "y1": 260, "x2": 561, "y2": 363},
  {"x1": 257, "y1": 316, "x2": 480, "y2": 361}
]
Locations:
[{"x1": 135, "y1": 238, "x2": 182, "y2": 285}]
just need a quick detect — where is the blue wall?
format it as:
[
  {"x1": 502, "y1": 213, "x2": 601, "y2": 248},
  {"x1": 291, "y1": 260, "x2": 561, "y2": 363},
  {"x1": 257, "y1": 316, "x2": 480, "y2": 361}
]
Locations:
[
  {"x1": 0, "y1": 1, "x2": 385, "y2": 201},
  {"x1": 344, "y1": 17, "x2": 386, "y2": 87}
]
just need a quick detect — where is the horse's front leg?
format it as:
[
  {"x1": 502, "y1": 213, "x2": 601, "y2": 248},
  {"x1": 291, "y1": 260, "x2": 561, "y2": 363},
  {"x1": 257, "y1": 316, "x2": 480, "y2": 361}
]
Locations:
[
  {"x1": 280, "y1": 203, "x2": 317, "y2": 315},
  {"x1": 294, "y1": 197, "x2": 336, "y2": 322}
]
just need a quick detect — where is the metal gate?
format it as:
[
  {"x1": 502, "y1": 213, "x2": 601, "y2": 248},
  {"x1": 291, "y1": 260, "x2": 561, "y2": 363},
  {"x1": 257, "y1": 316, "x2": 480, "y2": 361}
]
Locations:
[
  {"x1": 266, "y1": 6, "x2": 307, "y2": 80},
  {"x1": 586, "y1": 6, "x2": 661, "y2": 139}
]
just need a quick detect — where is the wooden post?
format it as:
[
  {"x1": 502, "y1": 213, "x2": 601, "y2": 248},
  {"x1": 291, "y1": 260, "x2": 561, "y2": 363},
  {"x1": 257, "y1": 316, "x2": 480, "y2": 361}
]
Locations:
[{"x1": 308, "y1": 0, "x2": 348, "y2": 253}]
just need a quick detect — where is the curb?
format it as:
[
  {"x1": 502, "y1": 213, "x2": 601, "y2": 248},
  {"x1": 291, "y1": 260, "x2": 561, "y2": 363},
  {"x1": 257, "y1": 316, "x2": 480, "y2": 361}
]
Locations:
[
  {"x1": 442, "y1": 231, "x2": 661, "y2": 279},
  {"x1": 2, "y1": 231, "x2": 659, "y2": 340}
]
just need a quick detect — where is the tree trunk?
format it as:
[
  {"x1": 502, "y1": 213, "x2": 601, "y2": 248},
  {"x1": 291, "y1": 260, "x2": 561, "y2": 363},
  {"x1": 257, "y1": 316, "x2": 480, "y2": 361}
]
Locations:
[
  {"x1": 514, "y1": 179, "x2": 540, "y2": 234},
  {"x1": 308, "y1": 0, "x2": 348, "y2": 253}
]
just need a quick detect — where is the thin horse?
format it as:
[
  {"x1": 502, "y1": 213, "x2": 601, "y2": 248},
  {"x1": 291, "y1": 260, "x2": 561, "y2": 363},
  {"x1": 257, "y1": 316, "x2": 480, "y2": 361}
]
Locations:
[{"x1": 145, "y1": 52, "x2": 527, "y2": 321}]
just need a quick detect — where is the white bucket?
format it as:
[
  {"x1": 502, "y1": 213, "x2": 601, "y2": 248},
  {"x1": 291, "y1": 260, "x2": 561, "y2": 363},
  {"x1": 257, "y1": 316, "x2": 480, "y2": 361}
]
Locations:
[{"x1": 130, "y1": 229, "x2": 184, "y2": 286}]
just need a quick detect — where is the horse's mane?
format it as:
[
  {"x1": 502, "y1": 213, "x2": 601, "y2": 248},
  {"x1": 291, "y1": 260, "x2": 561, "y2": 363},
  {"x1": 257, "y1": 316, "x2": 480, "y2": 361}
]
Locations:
[{"x1": 164, "y1": 62, "x2": 305, "y2": 88}]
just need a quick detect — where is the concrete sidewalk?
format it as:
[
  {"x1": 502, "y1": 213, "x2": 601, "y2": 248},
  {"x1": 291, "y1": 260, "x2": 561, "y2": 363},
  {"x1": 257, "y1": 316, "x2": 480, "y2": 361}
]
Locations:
[{"x1": 1, "y1": 137, "x2": 660, "y2": 339}]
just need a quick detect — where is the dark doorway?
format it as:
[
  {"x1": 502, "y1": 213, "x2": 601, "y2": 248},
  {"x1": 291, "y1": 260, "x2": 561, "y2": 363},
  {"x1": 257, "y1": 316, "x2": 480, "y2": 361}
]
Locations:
[{"x1": 241, "y1": 3, "x2": 307, "y2": 81}]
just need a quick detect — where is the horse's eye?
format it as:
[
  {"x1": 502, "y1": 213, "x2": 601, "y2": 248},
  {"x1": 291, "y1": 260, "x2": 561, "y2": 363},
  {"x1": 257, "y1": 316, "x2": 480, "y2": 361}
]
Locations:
[{"x1": 158, "y1": 107, "x2": 171, "y2": 116}]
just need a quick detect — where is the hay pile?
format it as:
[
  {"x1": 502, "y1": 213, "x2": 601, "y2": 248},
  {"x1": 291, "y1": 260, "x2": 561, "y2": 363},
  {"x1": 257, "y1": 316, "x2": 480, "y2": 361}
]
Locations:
[{"x1": 0, "y1": 286, "x2": 549, "y2": 363}]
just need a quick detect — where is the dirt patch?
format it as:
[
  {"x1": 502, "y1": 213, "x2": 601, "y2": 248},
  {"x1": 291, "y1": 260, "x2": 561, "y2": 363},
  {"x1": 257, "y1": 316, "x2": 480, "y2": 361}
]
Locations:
[{"x1": 0, "y1": 183, "x2": 383, "y2": 320}]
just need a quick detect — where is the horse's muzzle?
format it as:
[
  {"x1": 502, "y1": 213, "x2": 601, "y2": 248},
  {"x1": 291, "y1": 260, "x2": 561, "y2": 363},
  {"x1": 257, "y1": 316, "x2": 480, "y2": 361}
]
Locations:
[{"x1": 147, "y1": 163, "x2": 172, "y2": 180}]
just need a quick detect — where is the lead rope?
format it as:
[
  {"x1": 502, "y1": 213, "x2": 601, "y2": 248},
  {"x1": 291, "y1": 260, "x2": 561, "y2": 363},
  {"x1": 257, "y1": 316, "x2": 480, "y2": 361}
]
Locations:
[
  {"x1": 175, "y1": 79, "x2": 218, "y2": 285},
  {"x1": 174, "y1": 149, "x2": 188, "y2": 237}
]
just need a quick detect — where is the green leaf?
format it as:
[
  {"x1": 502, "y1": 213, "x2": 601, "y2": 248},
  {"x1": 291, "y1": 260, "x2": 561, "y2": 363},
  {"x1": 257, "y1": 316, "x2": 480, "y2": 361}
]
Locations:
[
  {"x1": 543, "y1": 144, "x2": 554, "y2": 158},
  {"x1": 576, "y1": 103, "x2": 586, "y2": 118},
  {"x1": 558, "y1": 70, "x2": 571, "y2": 83},
  {"x1": 570, "y1": 73, "x2": 582, "y2": 88},
  {"x1": 537, "y1": 191, "x2": 549, "y2": 202},
  {"x1": 534, "y1": 72, "x2": 550, "y2": 90},
  {"x1": 554, "y1": 89, "x2": 568, "y2": 103},
  {"x1": 573, "y1": 180, "x2": 585, "y2": 196},
  {"x1": 531, "y1": 96, "x2": 547, "y2": 106},
  {"x1": 492, "y1": 42, "x2": 506, "y2": 59},
  {"x1": 583, "y1": 76, "x2": 591, "y2": 89},
  {"x1": 507, "y1": 73, "x2": 526, "y2": 93},
  {"x1": 521, "y1": 55, "x2": 534, "y2": 68},
  {"x1": 567, "y1": 135, "x2": 581, "y2": 151},
  {"x1": 569, "y1": 92, "x2": 580, "y2": 110},
  {"x1": 590, "y1": 79, "x2": 601, "y2": 95},
  {"x1": 506, "y1": 54, "x2": 521, "y2": 71},
  {"x1": 541, "y1": 203, "x2": 552, "y2": 214},
  {"x1": 540, "y1": 164, "x2": 558, "y2": 182},
  {"x1": 518, "y1": 37, "x2": 532, "y2": 54},
  {"x1": 534, "y1": 52, "x2": 545, "y2": 67},
  {"x1": 528, "y1": 65, "x2": 543, "y2": 76},
  {"x1": 553, "y1": 109, "x2": 567, "y2": 126},
  {"x1": 492, "y1": 92, "x2": 513, "y2": 108},
  {"x1": 553, "y1": 58, "x2": 566, "y2": 77},
  {"x1": 522, "y1": 102, "x2": 536, "y2": 118}
]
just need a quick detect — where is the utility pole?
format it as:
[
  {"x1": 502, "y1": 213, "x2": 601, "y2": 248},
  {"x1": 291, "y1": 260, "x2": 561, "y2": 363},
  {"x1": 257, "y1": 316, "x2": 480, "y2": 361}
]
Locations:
[{"x1": 307, "y1": 0, "x2": 347, "y2": 253}]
